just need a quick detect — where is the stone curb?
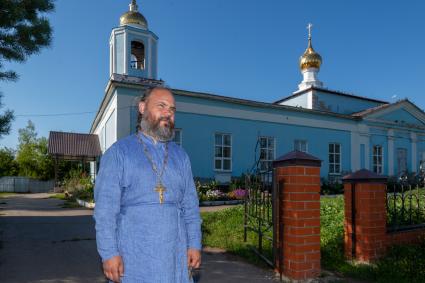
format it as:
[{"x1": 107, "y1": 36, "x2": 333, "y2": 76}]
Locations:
[{"x1": 76, "y1": 198, "x2": 95, "y2": 209}]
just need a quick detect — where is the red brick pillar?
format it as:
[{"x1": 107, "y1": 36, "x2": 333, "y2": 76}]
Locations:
[
  {"x1": 273, "y1": 150, "x2": 321, "y2": 281},
  {"x1": 343, "y1": 169, "x2": 387, "y2": 262}
]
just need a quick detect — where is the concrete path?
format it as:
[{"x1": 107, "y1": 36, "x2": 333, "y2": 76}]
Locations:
[{"x1": 0, "y1": 193, "x2": 279, "y2": 283}]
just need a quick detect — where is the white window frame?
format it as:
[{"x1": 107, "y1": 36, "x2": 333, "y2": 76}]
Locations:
[
  {"x1": 214, "y1": 133, "x2": 232, "y2": 172},
  {"x1": 329, "y1": 143, "x2": 342, "y2": 175},
  {"x1": 294, "y1": 139, "x2": 308, "y2": 153},
  {"x1": 259, "y1": 136, "x2": 276, "y2": 172},
  {"x1": 173, "y1": 129, "x2": 182, "y2": 146},
  {"x1": 372, "y1": 145, "x2": 383, "y2": 174}
]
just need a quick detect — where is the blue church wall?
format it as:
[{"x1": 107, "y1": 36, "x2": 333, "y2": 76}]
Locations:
[
  {"x1": 115, "y1": 34, "x2": 124, "y2": 74},
  {"x1": 377, "y1": 108, "x2": 425, "y2": 126},
  {"x1": 314, "y1": 90, "x2": 383, "y2": 114},
  {"x1": 117, "y1": 86, "x2": 141, "y2": 98},
  {"x1": 174, "y1": 111, "x2": 351, "y2": 179}
]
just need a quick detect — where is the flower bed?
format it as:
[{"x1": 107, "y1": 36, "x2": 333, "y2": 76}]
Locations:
[{"x1": 196, "y1": 180, "x2": 247, "y2": 204}]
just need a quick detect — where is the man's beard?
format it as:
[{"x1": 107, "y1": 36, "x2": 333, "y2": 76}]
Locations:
[{"x1": 140, "y1": 110, "x2": 175, "y2": 142}]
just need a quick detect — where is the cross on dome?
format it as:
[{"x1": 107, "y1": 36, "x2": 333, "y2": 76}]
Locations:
[{"x1": 307, "y1": 23, "x2": 313, "y2": 39}]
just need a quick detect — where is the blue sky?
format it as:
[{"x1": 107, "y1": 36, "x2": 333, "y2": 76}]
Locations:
[{"x1": 1, "y1": 0, "x2": 424, "y2": 148}]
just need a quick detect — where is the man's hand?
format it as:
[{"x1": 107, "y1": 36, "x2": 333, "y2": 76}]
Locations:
[
  {"x1": 187, "y1": 248, "x2": 201, "y2": 269},
  {"x1": 103, "y1": 255, "x2": 124, "y2": 283}
]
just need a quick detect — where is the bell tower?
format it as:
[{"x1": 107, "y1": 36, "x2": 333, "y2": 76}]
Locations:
[{"x1": 109, "y1": 0, "x2": 158, "y2": 79}]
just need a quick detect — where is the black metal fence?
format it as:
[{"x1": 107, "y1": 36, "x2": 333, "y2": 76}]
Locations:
[
  {"x1": 387, "y1": 169, "x2": 425, "y2": 231},
  {"x1": 243, "y1": 169, "x2": 276, "y2": 267}
]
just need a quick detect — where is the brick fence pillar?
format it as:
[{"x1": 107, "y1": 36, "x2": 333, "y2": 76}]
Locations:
[
  {"x1": 343, "y1": 169, "x2": 387, "y2": 262},
  {"x1": 273, "y1": 150, "x2": 321, "y2": 281}
]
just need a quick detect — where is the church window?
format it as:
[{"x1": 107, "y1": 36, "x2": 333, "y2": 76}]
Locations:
[
  {"x1": 329, "y1": 143, "x2": 341, "y2": 175},
  {"x1": 259, "y1": 136, "x2": 275, "y2": 171},
  {"x1": 372, "y1": 145, "x2": 383, "y2": 174},
  {"x1": 214, "y1": 133, "x2": 232, "y2": 171},
  {"x1": 173, "y1": 129, "x2": 182, "y2": 146},
  {"x1": 294, "y1": 140, "x2": 308, "y2": 153},
  {"x1": 130, "y1": 41, "x2": 145, "y2": 70}
]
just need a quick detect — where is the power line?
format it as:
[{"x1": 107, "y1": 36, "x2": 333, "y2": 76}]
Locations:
[
  {"x1": 15, "y1": 110, "x2": 96, "y2": 117},
  {"x1": 14, "y1": 106, "x2": 135, "y2": 118}
]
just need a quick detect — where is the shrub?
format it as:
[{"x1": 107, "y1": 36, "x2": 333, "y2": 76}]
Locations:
[
  {"x1": 62, "y1": 168, "x2": 93, "y2": 194},
  {"x1": 321, "y1": 178, "x2": 344, "y2": 195}
]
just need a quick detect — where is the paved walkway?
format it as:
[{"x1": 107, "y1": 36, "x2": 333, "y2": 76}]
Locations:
[{"x1": 0, "y1": 193, "x2": 279, "y2": 283}]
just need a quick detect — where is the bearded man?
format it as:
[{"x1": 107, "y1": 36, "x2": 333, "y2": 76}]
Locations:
[{"x1": 94, "y1": 86, "x2": 202, "y2": 283}]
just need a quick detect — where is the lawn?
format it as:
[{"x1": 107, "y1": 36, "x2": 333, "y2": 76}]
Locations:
[
  {"x1": 0, "y1": 192, "x2": 17, "y2": 198},
  {"x1": 201, "y1": 196, "x2": 425, "y2": 283},
  {"x1": 49, "y1": 193, "x2": 81, "y2": 208}
]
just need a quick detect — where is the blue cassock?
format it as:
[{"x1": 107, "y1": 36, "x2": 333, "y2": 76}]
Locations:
[{"x1": 93, "y1": 133, "x2": 202, "y2": 283}]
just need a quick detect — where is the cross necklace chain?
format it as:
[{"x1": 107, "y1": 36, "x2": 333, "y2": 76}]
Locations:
[{"x1": 137, "y1": 132, "x2": 169, "y2": 204}]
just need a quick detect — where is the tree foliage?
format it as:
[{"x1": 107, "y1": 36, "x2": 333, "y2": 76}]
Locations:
[
  {"x1": 15, "y1": 120, "x2": 53, "y2": 180},
  {"x1": 0, "y1": 93, "x2": 14, "y2": 138},
  {"x1": 0, "y1": 0, "x2": 55, "y2": 139},
  {"x1": 0, "y1": 147, "x2": 19, "y2": 176},
  {"x1": 0, "y1": 0, "x2": 55, "y2": 81}
]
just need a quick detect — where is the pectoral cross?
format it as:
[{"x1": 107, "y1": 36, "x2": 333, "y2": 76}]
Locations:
[{"x1": 155, "y1": 183, "x2": 166, "y2": 204}]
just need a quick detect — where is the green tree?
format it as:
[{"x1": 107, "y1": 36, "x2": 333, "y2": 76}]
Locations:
[
  {"x1": 0, "y1": 0, "x2": 55, "y2": 81},
  {"x1": 0, "y1": 0, "x2": 55, "y2": 138},
  {"x1": 0, "y1": 93, "x2": 14, "y2": 138},
  {"x1": 0, "y1": 147, "x2": 19, "y2": 176},
  {"x1": 15, "y1": 120, "x2": 53, "y2": 180}
]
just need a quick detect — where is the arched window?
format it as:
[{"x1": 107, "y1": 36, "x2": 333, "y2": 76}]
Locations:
[{"x1": 130, "y1": 41, "x2": 145, "y2": 70}]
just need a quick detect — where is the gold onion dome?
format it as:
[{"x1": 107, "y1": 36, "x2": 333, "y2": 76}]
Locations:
[
  {"x1": 120, "y1": 0, "x2": 148, "y2": 29},
  {"x1": 299, "y1": 34, "x2": 322, "y2": 71}
]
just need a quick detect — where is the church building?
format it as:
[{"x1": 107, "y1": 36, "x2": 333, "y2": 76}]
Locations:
[{"x1": 90, "y1": 1, "x2": 425, "y2": 183}]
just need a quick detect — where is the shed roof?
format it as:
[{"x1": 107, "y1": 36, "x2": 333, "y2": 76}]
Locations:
[{"x1": 48, "y1": 131, "x2": 101, "y2": 161}]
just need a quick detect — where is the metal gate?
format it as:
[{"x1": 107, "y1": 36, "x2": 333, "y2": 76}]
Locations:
[{"x1": 243, "y1": 169, "x2": 281, "y2": 271}]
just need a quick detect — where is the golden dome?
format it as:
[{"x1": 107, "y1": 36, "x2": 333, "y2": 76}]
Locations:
[
  {"x1": 299, "y1": 38, "x2": 322, "y2": 70},
  {"x1": 120, "y1": 1, "x2": 148, "y2": 29}
]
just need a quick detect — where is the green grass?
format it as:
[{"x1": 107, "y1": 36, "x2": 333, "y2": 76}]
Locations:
[
  {"x1": 0, "y1": 192, "x2": 17, "y2": 198},
  {"x1": 60, "y1": 199, "x2": 81, "y2": 208},
  {"x1": 387, "y1": 188, "x2": 425, "y2": 227},
  {"x1": 201, "y1": 205, "x2": 270, "y2": 267},
  {"x1": 201, "y1": 197, "x2": 425, "y2": 282},
  {"x1": 48, "y1": 193, "x2": 67, "y2": 200},
  {"x1": 48, "y1": 193, "x2": 81, "y2": 208}
]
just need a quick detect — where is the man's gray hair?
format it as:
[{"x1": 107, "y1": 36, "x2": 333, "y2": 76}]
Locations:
[{"x1": 136, "y1": 86, "x2": 173, "y2": 132}]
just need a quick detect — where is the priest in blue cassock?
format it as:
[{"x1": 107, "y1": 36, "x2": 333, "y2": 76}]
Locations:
[{"x1": 94, "y1": 86, "x2": 202, "y2": 283}]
